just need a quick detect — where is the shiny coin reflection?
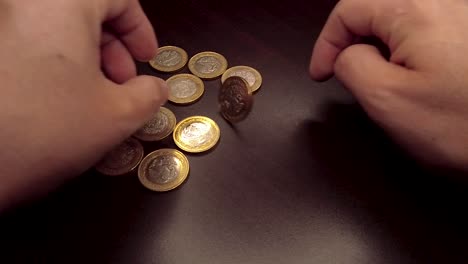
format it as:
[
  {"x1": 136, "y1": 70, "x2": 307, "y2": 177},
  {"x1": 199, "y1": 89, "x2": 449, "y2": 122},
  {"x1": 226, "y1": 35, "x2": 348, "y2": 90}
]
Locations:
[
  {"x1": 173, "y1": 116, "x2": 220, "y2": 153},
  {"x1": 219, "y1": 76, "x2": 253, "y2": 123},
  {"x1": 133, "y1": 107, "x2": 176, "y2": 141},
  {"x1": 221, "y1": 65, "x2": 262, "y2": 93},
  {"x1": 138, "y1": 149, "x2": 190, "y2": 192},
  {"x1": 188, "y1": 51, "x2": 228, "y2": 79},
  {"x1": 95, "y1": 137, "x2": 144, "y2": 176},
  {"x1": 149, "y1": 46, "x2": 188, "y2": 72},
  {"x1": 167, "y1": 74, "x2": 205, "y2": 104}
]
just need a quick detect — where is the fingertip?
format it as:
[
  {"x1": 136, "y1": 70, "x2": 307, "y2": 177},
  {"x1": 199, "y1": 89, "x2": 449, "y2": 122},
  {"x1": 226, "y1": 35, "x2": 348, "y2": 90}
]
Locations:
[
  {"x1": 154, "y1": 77, "x2": 169, "y2": 105},
  {"x1": 309, "y1": 38, "x2": 342, "y2": 82}
]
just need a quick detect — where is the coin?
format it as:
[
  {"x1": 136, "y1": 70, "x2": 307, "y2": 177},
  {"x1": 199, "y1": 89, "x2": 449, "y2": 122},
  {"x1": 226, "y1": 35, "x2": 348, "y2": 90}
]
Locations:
[
  {"x1": 133, "y1": 107, "x2": 176, "y2": 141},
  {"x1": 173, "y1": 116, "x2": 220, "y2": 153},
  {"x1": 221, "y1": 66, "x2": 262, "y2": 93},
  {"x1": 149, "y1": 46, "x2": 188, "y2": 72},
  {"x1": 188, "y1": 51, "x2": 228, "y2": 79},
  {"x1": 95, "y1": 138, "x2": 144, "y2": 176},
  {"x1": 138, "y1": 149, "x2": 190, "y2": 192},
  {"x1": 218, "y1": 76, "x2": 253, "y2": 123},
  {"x1": 166, "y1": 74, "x2": 205, "y2": 104}
]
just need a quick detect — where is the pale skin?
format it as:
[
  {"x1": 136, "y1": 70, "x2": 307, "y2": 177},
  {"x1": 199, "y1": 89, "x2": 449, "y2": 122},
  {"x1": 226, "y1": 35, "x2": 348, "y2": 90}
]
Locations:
[{"x1": 1, "y1": 0, "x2": 468, "y2": 211}]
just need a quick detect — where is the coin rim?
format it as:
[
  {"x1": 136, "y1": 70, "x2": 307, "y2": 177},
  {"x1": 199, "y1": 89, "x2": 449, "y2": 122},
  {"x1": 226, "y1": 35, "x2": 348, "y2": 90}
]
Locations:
[
  {"x1": 221, "y1": 65, "x2": 263, "y2": 93},
  {"x1": 133, "y1": 107, "x2": 177, "y2": 141},
  {"x1": 138, "y1": 148, "x2": 190, "y2": 192},
  {"x1": 149, "y1": 46, "x2": 189, "y2": 73},
  {"x1": 166, "y1": 74, "x2": 205, "y2": 104},
  {"x1": 188, "y1": 51, "x2": 228, "y2": 79},
  {"x1": 219, "y1": 76, "x2": 253, "y2": 123},
  {"x1": 173, "y1": 116, "x2": 221, "y2": 153},
  {"x1": 95, "y1": 137, "x2": 144, "y2": 176}
]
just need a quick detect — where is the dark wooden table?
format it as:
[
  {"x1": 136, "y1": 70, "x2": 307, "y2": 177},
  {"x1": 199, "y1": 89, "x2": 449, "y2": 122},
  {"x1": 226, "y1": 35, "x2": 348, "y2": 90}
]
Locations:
[{"x1": 2, "y1": 0, "x2": 468, "y2": 263}]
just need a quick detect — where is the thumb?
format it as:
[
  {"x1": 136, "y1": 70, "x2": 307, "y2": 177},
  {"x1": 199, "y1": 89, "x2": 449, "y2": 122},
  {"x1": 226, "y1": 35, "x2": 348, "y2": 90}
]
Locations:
[
  {"x1": 334, "y1": 44, "x2": 419, "y2": 114},
  {"x1": 113, "y1": 75, "x2": 169, "y2": 135}
]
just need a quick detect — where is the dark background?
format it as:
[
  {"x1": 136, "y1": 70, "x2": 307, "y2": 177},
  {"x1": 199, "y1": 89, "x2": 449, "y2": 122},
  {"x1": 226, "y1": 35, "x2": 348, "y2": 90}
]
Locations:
[{"x1": 1, "y1": 0, "x2": 468, "y2": 263}]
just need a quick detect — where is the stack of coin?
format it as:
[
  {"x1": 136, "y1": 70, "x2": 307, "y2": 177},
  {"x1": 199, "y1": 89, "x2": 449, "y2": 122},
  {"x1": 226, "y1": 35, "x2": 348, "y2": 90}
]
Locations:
[{"x1": 96, "y1": 45, "x2": 262, "y2": 192}]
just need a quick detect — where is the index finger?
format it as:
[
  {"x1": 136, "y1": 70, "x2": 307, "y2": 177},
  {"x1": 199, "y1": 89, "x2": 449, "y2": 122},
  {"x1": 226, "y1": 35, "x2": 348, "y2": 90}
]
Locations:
[
  {"x1": 102, "y1": 0, "x2": 157, "y2": 62},
  {"x1": 310, "y1": 0, "x2": 399, "y2": 81}
]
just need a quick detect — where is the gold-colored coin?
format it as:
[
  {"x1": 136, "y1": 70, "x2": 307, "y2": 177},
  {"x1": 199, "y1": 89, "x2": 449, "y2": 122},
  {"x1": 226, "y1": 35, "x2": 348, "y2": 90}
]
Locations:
[
  {"x1": 221, "y1": 65, "x2": 263, "y2": 93},
  {"x1": 133, "y1": 107, "x2": 176, "y2": 141},
  {"x1": 166, "y1": 74, "x2": 205, "y2": 104},
  {"x1": 95, "y1": 138, "x2": 144, "y2": 176},
  {"x1": 138, "y1": 149, "x2": 190, "y2": 192},
  {"x1": 149, "y1": 46, "x2": 188, "y2": 72},
  {"x1": 188, "y1": 51, "x2": 228, "y2": 79},
  {"x1": 173, "y1": 116, "x2": 220, "y2": 153}
]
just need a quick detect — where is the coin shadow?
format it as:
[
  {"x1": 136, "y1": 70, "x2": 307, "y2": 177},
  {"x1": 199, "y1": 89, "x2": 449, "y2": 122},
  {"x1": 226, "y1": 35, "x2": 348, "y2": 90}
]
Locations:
[
  {"x1": 296, "y1": 101, "x2": 468, "y2": 262},
  {"x1": 217, "y1": 112, "x2": 249, "y2": 141}
]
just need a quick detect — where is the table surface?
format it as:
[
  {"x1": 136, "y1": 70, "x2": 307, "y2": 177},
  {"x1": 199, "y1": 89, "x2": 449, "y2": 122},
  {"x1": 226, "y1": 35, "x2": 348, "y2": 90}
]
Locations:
[{"x1": 2, "y1": 0, "x2": 468, "y2": 263}]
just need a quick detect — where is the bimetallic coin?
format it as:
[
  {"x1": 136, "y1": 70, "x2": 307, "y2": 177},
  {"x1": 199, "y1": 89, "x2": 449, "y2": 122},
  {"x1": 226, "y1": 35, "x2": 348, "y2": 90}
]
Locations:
[
  {"x1": 221, "y1": 66, "x2": 263, "y2": 93},
  {"x1": 149, "y1": 46, "x2": 188, "y2": 72},
  {"x1": 138, "y1": 149, "x2": 190, "y2": 192},
  {"x1": 173, "y1": 116, "x2": 220, "y2": 153},
  {"x1": 95, "y1": 138, "x2": 144, "y2": 176},
  {"x1": 133, "y1": 107, "x2": 176, "y2": 141},
  {"x1": 218, "y1": 76, "x2": 253, "y2": 123},
  {"x1": 188, "y1": 51, "x2": 228, "y2": 79},
  {"x1": 167, "y1": 74, "x2": 205, "y2": 104}
]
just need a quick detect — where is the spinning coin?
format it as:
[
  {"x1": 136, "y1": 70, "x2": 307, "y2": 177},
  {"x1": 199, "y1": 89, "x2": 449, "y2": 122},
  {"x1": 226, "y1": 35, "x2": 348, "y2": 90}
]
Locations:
[{"x1": 218, "y1": 76, "x2": 253, "y2": 123}]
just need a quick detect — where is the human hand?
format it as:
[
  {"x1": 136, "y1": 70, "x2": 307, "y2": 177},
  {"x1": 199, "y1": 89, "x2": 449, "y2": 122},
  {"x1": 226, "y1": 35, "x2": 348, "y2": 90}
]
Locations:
[
  {"x1": 310, "y1": 0, "x2": 468, "y2": 171},
  {"x1": 0, "y1": 0, "x2": 167, "y2": 210}
]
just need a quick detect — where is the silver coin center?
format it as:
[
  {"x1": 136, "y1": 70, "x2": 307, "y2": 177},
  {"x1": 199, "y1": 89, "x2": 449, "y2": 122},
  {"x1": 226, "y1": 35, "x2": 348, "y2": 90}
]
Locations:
[
  {"x1": 147, "y1": 156, "x2": 180, "y2": 184},
  {"x1": 195, "y1": 56, "x2": 221, "y2": 74},
  {"x1": 228, "y1": 70, "x2": 256, "y2": 86},
  {"x1": 181, "y1": 122, "x2": 212, "y2": 147},
  {"x1": 156, "y1": 50, "x2": 182, "y2": 67},
  {"x1": 170, "y1": 79, "x2": 198, "y2": 98},
  {"x1": 140, "y1": 112, "x2": 168, "y2": 135}
]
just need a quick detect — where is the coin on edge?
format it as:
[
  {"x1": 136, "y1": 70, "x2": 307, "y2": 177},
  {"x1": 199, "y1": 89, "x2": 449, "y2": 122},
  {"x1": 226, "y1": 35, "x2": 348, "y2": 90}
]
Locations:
[
  {"x1": 167, "y1": 74, "x2": 205, "y2": 104},
  {"x1": 173, "y1": 116, "x2": 221, "y2": 153},
  {"x1": 133, "y1": 107, "x2": 177, "y2": 141},
  {"x1": 138, "y1": 149, "x2": 190, "y2": 192},
  {"x1": 218, "y1": 76, "x2": 253, "y2": 123},
  {"x1": 188, "y1": 51, "x2": 228, "y2": 79},
  {"x1": 221, "y1": 66, "x2": 262, "y2": 93},
  {"x1": 149, "y1": 46, "x2": 188, "y2": 72},
  {"x1": 95, "y1": 138, "x2": 144, "y2": 176}
]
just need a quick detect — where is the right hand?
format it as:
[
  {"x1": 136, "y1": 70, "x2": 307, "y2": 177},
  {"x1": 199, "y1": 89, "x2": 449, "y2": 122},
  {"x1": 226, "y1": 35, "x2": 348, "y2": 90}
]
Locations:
[{"x1": 310, "y1": 0, "x2": 468, "y2": 170}]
